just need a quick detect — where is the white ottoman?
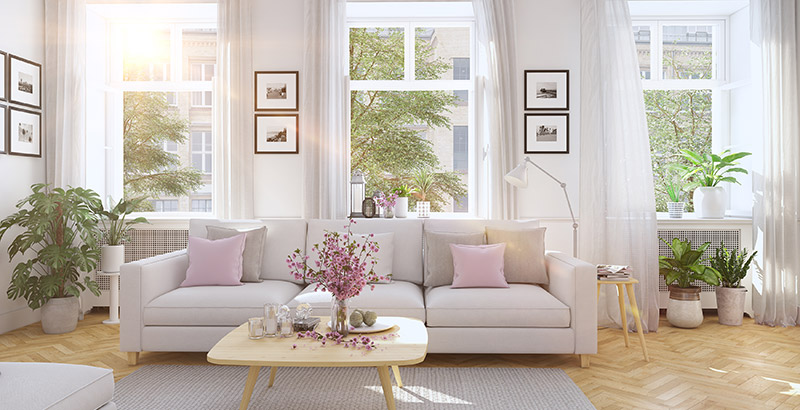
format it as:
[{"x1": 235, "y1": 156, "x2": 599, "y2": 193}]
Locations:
[{"x1": 0, "y1": 362, "x2": 116, "y2": 410}]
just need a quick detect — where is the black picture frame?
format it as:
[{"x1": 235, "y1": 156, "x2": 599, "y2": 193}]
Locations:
[
  {"x1": 0, "y1": 51, "x2": 7, "y2": 102},
  {"x1": 524, "y1": 69, "x2": 569, "y2": 111},
  {"x1": 524, "y1": 113, "x2": 569, "y2": 154},
  {"x1": 254, "y1": 113, "x2": 300, "y2": 154},
  {"x1": 8, "y1": 106, "x2": 42, "y2": 158},
  {"x1": 254, "y1": 71, "x2": 299, "y2": 112},
  {"x1": 8, "y1": 54, "x2": 42, "y2": 110}
]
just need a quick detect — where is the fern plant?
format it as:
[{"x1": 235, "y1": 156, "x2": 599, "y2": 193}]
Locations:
[
  {"x1": 658, "y1": 238, "x2": 720, "y2": 288},
  {"x1": 709, "y1": 244, "x2": 756, "y2": 288}
]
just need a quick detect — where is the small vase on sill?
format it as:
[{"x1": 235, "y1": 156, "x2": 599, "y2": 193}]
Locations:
[
  {"x1": 330, "y1": 297, "x2": 350, "y2": 336},
  {"x1": 383, "y1": 206, "x2": 394, "y2": 219},
  {"x1": 667, "y1": 202, "x2": 685, "y2": 219}
]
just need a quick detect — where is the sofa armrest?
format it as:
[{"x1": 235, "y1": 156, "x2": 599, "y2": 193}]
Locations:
[
  {"x1": 544, "y1": 251, "x2": 597, "y2": 354},
  {"x1": 120, "y1": 249, "x2": 188, "y2": 352}
]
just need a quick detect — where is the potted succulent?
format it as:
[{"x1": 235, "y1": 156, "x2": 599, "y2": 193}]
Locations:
[
  {"x1": 665, "y1": 180, "x2": 685, "y2": 219},
  {"x1": 392, "y1": 185, "x2": 415, "y2": 218},
  {"x1": 672, "y1": 149, "x2": 751, "y2": 218},
  {"x1": 94, "y1": 196, "x2": 149, "y2": 274},
  {"x1": 658, "y1": 238, "x2": 720, "y2": 328},
  {"x1": 0, "y1": 184, "x2": 103, "y2": 334},
  {"x1": 710, "y1": 244, "x2": 756, "y2": 326}
]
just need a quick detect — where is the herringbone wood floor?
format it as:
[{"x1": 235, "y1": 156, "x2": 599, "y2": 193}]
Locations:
[{"x1": 1, "y1": 310, "x2": 798, "y2": 409}]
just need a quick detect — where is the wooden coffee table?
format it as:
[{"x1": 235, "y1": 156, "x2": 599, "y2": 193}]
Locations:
[{"x1": 207, "y1": 316, "x2": 428, "y2": 410}]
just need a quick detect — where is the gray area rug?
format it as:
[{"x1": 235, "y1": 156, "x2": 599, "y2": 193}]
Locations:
[{"x1": 114, "y1": 365, "x2": 595, "y2": 409}]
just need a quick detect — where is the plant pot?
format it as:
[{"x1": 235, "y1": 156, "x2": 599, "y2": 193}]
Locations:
[
  {"x1": 101, "y1": 245, "x2": 125, "y2": 273},
  {"x1": 693, "y1": 186, "x2": 726, "y2": 219},
  {"x1": 41, "y1": 296, "x2": 80, "y2": 334},
  {"x1": 667, "y1": 202, "x2": 685, "y2": 219},
  {"x1": 416, "y1": 201, "x2": 431, "y2": 218},
  {"x1": 716, "y1": 286, "x2": 747, "y2": 326},
  {"x1": 395, "y1": 197, "x2": 408, "y2": 218},
  {"x1": 666, "y1": 285, "x2": 703, "y2": 328}
]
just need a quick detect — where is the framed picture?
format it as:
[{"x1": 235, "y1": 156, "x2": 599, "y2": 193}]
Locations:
[
  {"x1": 255, "y1": 114, "x2": 299, "y2": 154},
  {"x1": 524, "y1": 70, "x2": 569, "y2": 111},
  {"x1": 254, "y1": 71, "x2": 299, "y2": 111},
  {"x1": 9, "y1": 54, "x2": 41, "y2": 110},
  {"x1": 0, "y1": 51, "x2": 7, "y2": 102},
  {"x1": 0, "y1": 104, "x2": 6, "y2": 154},
  {"x1": 524, "y1": 113, "x2": 569, "y2": 154},
  {"x1": 8, "y1": 106, "x2": 41, "y2": 157}
]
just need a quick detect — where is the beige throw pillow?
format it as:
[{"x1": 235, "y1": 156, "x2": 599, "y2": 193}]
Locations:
[
  {"x1": 486, "y1": 227, "x2": 548, "y2": 284},
  {"x1": 424, "y1": 231, "x2": 486, "y2": 287},
  {"x1": 206, "y1": 226, "x2": 267, "y2": 283}
]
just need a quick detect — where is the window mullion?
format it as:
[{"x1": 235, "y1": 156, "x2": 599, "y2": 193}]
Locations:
[{"x1": 406, "y1": 22, "x2": 414, "y2": 81}]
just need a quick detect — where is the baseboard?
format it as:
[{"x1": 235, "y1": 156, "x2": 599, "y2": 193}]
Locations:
[{"x1": 0, "y1": 306, "x2": 40, "y2": 335}]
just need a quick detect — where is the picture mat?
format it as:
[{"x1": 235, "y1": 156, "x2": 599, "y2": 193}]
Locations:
[
  {"x1": 255, "y1": 72, "x2": 298, "y2": 110},
  {"x1": 525, "y1": 71, "x2": 568, "y2": 110},
  {"x1": 9, "y1": 107, "x2": 41, "y2": 157},
  {"x1": 0, "y1": 105, "x2": 6, "y2": 153},
  {"x1": 255, "y1": 115, "x2": 298, "y2": 153},
  {"x1": 525, "y1": 114, "x2": 568, "y2": 153},
  {"x1": 9, "y1": 55, "x2": 41, "y2": 109},
  {"x1": 0, "y1": 52, "x2": 6, "y2": 101}
]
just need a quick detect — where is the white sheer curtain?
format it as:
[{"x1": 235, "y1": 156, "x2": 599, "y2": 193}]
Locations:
[
  {"x1": 752, "y1": 0, "x2": 800, "y2": 327},
  {"x1": 45, "y1": 0, "x2": 86, "y2": 188},
  {"x1": 473, "y1": 0, "x2": 519, "y2": 220},
  {"x1": 302, "y1": 0, "x2": 349, "y2": 219},
  {"x1": 214, "y1": 0, "x2": 255, "y2": 219},
  {"x1": 579, "y1": 0, "x2": 660, "y2": 332}
]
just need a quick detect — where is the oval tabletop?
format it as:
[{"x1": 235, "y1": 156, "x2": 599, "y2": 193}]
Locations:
[{"x1": 207, "y1": 316, "x2": 428, "y2": 368}]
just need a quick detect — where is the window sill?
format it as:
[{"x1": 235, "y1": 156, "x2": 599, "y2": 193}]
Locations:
[{"x1": 656, "y1": 212, "x2": 752, "y2": 224}]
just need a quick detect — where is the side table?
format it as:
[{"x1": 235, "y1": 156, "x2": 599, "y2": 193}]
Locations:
[{"x1": 597, "y1": 277, "x2": 649, "y2": 361}]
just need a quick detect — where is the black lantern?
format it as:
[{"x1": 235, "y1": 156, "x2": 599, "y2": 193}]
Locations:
[{"x1": 350, "y1": 170, "x2": 366, "y2": 218}]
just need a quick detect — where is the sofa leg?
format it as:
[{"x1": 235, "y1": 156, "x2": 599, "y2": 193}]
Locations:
[
  {"x1": 579, "y1": 354, "x2": 591, "y2": 368},
  {"x1": 127, "y1": 352, "x2": 140, "y2": 366}
]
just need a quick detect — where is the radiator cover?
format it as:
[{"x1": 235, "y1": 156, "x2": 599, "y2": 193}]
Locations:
[{"x1": 96, "y1": 228, "x2": 189, "y2": 291}]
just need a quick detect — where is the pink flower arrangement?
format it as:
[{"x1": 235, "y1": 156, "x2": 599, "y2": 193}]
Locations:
[
  {"x1": 374, "y1": 192, "x2": 398, "y2": 209},
  {"x1": 287, "y1": 219, "x2": 385, "y2": 301},
  {"x1": 296, "y1": 330, "x2": 377, "y2": 351}
]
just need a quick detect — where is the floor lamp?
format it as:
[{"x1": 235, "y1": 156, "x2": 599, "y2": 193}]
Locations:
[{"x1": 505, "y1": 157, "x2": 578, "y2": 258}]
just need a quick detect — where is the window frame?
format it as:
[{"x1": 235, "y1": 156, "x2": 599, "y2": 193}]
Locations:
[
  {"x1": 347, "y1": 17, "x2": 478, "y2": 215},
  {"x1": 191, "y1": 128, "x2": 213, "y2": 175}
]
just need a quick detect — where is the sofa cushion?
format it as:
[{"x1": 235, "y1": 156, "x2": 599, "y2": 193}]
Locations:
[
  {"x1": 181, "y1": 235, "x2": 246, "y2": 287},
  {"x1": 425, "y1": 284, "x2": 570, "y2": 328},
  {"x1": 144, "y1": 280, "x2": 303, "y2": 326},
  {"x1": 338, "y1": 231, "x2": 394, "y2": 283},
  {"x1": 0, "y1": 362, "x2": 114, "y2": 410},
  {"x1": 486, "y1": 227, "x2": 548, "y2": 284},
  {"x1": 288, "y1": 281, "x2": 425, "y2": 322},
  {"x1": 307, "y1": 219, "x2": 423, "y2": 284},
  {"x1": 206, "y1": 225, "x2": 267, "y2": 283},
  {"x1": 424, "y1": 231, "x2": 486, "y2": 288},
  {"x1": 450, "y1": 243, "x2": 509, "y2": 288}
]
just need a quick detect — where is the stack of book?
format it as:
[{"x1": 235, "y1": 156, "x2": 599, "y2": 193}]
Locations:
[{"x1": 597, "y1": 264, "x2": 632, "y2": 281}]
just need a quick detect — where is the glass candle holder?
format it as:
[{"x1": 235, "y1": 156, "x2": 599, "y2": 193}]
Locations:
[
  {"x1": 279, "y1": 315, "x2": 294, "y2": 338},
  {"x1": 264, "y1": 303, "x2": 279, "y2": 337},
  {"x1": 248, "y1": 317, "x2": 265, "y2": 340}
]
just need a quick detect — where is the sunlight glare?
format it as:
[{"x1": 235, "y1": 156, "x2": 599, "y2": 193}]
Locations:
[
  {"x1": 762, "y1": 376, "x2": 800, "y2": 396},
  {"x1": 123, "y1": 25, "x2": 169, "y2": 63}
]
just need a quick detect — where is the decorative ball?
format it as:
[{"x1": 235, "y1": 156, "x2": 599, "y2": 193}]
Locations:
[
  {"x1": 363, "y1": 311, "x2": 378, "y2": 326},
  {"x1": 350, "y1": 310, "x2": 364, "y2": 327}
]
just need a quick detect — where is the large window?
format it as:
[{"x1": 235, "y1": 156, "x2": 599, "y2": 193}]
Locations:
[
  {"x1": 348, "y1": 13, "x2": 474, "y2": 213},
  {"x1": 634, "y1": 20, "x2": 723, "y2": 212}
]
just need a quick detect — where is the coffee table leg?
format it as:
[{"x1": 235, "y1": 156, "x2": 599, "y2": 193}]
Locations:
[
  {"x1": 268, "y1": 366, "x2": 278, "y2": 387},
  {"x1": 391, "y1": 365, "x2": 403, "y2": 388},
  {"x1": 239, "y1": 366, "x2": 260, "y2": 410},
  {"x1": 377, "y1": 366, "x2": 396, "y2": 410}
]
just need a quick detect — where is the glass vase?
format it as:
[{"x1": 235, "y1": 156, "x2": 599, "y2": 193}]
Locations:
[
  {"x1": 330, "y1": 297, "x2": 350, "y2": 336},
  {"x1": 384, "y1": 206, "x2": 394, "y2": 219}
]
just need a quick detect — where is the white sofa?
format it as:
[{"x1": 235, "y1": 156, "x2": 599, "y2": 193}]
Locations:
[{"x1": 120, "y1": 219, "x2": 597, "y2": 367}]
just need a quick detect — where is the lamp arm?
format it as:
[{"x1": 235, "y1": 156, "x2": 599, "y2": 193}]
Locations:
[{"x1": 524, "y1": 157, "x2": 579, "y2": 257}]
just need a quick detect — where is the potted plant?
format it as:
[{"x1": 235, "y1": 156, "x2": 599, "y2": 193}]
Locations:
[
  {"x1": 665, "y1": 180, "x2": 685, "y2": 219},
  {"x1": 658, "y1": 238, "x2": 720, "y2": 328},
  {"x1": 94, "y1": 197, "x2": 149, "y2": 274},
  {"x1": 710, "y1": 244, "x2": 756, "y2": 326},
  {"x1": 672, "y1": 149, "x2": 751, "y2": 218},
  {"x1": 392, "y1": 185, "x2": 415, "y2": 218},
  {"x1": 0, "y1": 184, "x2": 103, "y2": 334},
  {"x1": 410, "y1": 169, "x2": 435, "y2": 218}
]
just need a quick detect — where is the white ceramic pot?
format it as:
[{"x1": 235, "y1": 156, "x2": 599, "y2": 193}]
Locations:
[
  {"x1": 41, "y1": 296, "x2": 80, "y2": 334},
  {"x1": 395, "y1": 197, "x2": 409, "y2": 218},
  {"x1": 101, "y1": 245, "x2": 125, "y2": 273},
  {"x1": 716, "y1": 286, "x2": 747, "y2": 326},
  {"x1": 693, "y1": 186, "x2": 726, "y2": 219},
  {"x1": 416, "y1": 201, "x2": 431, "y2": 218},
  {"x1": 667, "y1": 202, "x2": 685, "y2": 218},
  {"x1": 666, "y1": 286, "x2": 703, "y2": 328}
]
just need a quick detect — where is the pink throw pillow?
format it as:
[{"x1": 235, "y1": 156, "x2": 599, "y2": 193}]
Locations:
[
  {"x1": 450, "y1": 243, "x2": 509, "y2": 288},
  {"x1": 180, "y1": 234, "x2": 247, "y2": 287}
]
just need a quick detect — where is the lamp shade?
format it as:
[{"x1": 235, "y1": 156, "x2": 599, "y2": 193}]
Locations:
[{"x1": 504, "y1": 162, "x2": 529, "y2": 188}]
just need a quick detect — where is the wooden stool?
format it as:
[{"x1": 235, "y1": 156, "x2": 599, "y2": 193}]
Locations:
[{"x1": 597, "y1": 277, "x2": 650, "y2": 361}]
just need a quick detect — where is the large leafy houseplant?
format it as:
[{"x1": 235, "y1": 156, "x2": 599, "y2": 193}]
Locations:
[
  {"x1": 0, "y1": 184, "x2": 102, "y2": 310},
  {"x1": 94, "y1": 197, "x2": 149, "y2": 245},
  {"x1": 672, "y1": 149, "x2": 752, "y2": 189},
  {"x1": 658, "y1": 238, "x2": 720, "y2": 288}
]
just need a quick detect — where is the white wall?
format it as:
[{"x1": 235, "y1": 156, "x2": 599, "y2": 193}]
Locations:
[{"x1": 0, "y1": 0, "x2": 46, "y2": 334}]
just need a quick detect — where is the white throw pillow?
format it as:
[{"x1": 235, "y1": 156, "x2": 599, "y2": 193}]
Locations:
[{"x1": 339, "y1": 231, "x2": 394, "y2": 283}]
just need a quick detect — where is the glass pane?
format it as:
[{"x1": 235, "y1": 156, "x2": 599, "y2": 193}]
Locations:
[
  {"x1": 662, "y1": 25, "x2": 714, "y2": 80},
  {"x1": 351, "y1": 90, "x2": 468, "y2": 213},
  {"x1": 205, "y1": 64, "x2": 215, "y2": 81},
  {"x1": 415, "y1": 27, "x2": 470, "y2": 81},
  {"x1": 349, "y1": 27, "x2": 405, "y2": 80},
  {"x1": 453, "y1": 90, "x2": 468, "y2": 106},
  {"x1": 191, "y1": 63, "x2": 202, "y2": 81},
  {"x1": 644, "y1": 89, "x2": 712, "y2": 212},
  {"x1": 633, "y1": 25, "x2": 651, "y2": 80},
  {"x1": 123, "y1": 26, "x2": 171, "y2": 81},
  {"x1": 192, "y1": 91, "x2": 203, "y2": 106},
  {"x1": 124, "y1": 92, "x2": 212, "y2": 212},
  {"x1": 182, "y1": 28, "x2": 217, "y2": 81}
]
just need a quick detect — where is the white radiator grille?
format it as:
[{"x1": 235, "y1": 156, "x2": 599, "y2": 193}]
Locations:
[
  {"x1": 96, "y1": 229, "x2": 189, "y2": 290},
  {"x1": 657, "y1": 229, "x2": 741, "y2": 292}
]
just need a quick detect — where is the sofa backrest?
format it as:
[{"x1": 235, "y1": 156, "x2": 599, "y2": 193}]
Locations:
[
  {"x1": 306, "y1": 219, "x2": 424, "y2": 284},
  {"x1": 189, "y1": 219, "x2": 306, "y2": 284},
  {"x1": 422, "y1": 219, "x2": 540, "y2": 235}
]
